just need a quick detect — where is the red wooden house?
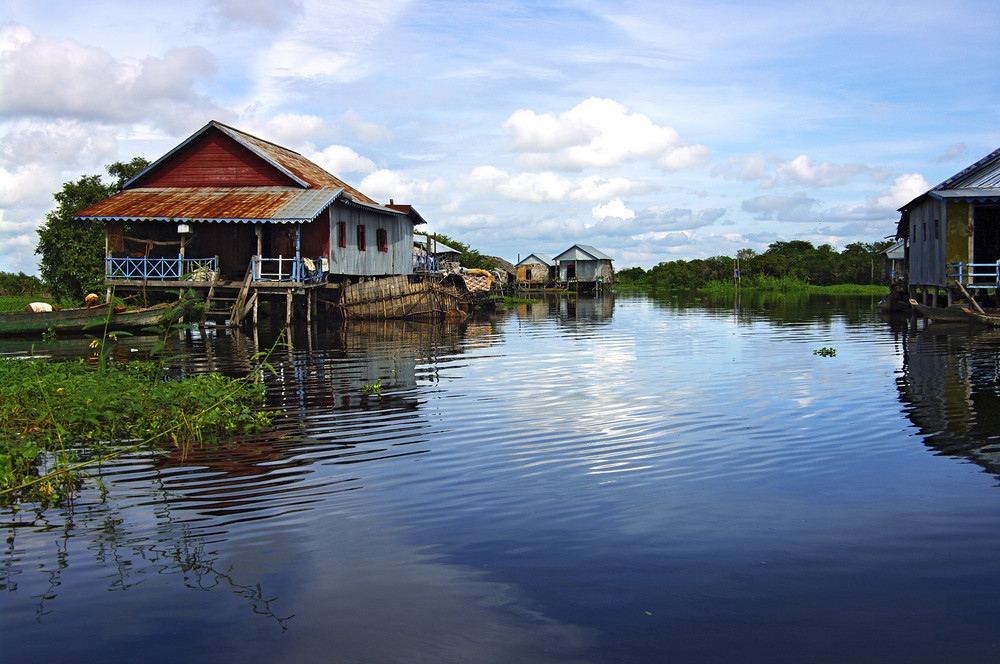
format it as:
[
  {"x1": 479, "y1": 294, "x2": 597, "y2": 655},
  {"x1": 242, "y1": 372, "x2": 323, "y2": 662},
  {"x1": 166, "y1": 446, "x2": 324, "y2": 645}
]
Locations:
[{"x1": 76, "y1": 121, "x2": 425, "y2": 287}]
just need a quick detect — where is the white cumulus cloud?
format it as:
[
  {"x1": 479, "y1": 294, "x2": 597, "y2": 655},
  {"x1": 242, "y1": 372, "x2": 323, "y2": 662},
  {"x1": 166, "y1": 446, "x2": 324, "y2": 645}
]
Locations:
[
  {"x1": 0, "y1": 23, "x2": 224, "y2": 133},
  {"x1": 868, "y1": 173, "x2": 929, "y2": 212},
  {"x1": 503, "y1": 97, "x2": 710, "y2": 171},
  {"x1": 592, "y1": 199, "x2": 635, "y2": 221},
  {"x1": 718, "y1": 151, "x2": 872, "y2": 188},
  {"x1": 465, "y1": 166, "x2": 641, "y2": 203},
  {"x1": 305, "y1": 144, "x2": 377, "y2": 176},
  {"x1": 358, "y1": 169, "x2": 447, "y2": 204}
]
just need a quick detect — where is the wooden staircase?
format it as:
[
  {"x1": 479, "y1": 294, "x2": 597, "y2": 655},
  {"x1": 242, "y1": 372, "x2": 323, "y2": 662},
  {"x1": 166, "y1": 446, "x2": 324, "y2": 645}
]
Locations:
[{"x1": 199, "y1": 266, "x2": 256, "y2": 328}]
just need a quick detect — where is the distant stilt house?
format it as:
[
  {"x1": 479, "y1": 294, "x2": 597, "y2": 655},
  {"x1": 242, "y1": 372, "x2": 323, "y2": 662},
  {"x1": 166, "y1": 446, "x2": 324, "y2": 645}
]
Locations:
[
  {"x1": 881, "y1": 239, "x2": 907, "y2": 284},
  {"x1": 897, "y1": 147, "x2": 1000, "y2": 307},
  {"x1": 515, "y1": 253, "x2": 556, "y2": 286},
  {"x1": 74, "y1": 121, "x2": 426, "y2": 325},
  {"x1": 553, "y1": 245, "x2": 615, "y2": 288}
]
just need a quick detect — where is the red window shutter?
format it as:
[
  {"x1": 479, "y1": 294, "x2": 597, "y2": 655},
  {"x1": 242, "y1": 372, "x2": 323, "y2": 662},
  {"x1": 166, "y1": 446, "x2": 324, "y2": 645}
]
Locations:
[
  {"x1": 357, "y1": 225, "x2": 366, "y2": 251},
  {"x1": 338, "y1": 221, "x2": 347, "y2": 248},
  {"x1": 377, "y1": 229, "x2": 388, "y2": 252}
]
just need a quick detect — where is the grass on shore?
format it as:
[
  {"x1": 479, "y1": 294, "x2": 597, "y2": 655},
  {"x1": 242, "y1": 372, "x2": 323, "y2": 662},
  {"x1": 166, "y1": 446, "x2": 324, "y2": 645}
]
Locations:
[{"x1": 616, "y1": 277, "x2": 889, "y2": 296}]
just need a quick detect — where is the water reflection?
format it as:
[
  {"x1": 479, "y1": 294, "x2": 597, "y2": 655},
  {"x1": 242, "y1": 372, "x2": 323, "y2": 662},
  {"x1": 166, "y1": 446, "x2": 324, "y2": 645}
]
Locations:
[
  {"x1": 897, "y1": 322, "x2": 1000, "y2": 475},
  {"x1": 6, "y1": 295, "x2": 1000, "y2": 663}
]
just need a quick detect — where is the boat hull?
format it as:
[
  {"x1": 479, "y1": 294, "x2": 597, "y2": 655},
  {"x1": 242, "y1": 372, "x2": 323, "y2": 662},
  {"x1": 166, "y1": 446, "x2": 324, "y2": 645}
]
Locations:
[
  {"x1": 908, "y1": 299, "x2": 970, "y2": 323},
  {"x1": 0, "y1": 302, "x2": 186, "y2": 336},
  {"x1": 964, "y1": 308, "x2": 1000, "y2": 327}
]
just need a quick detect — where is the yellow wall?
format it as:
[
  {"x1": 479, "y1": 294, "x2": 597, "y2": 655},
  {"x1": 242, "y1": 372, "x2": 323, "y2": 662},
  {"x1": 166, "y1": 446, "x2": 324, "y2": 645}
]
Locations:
[{"x1": 945, "y1": 200, "x2": 971, "y2": 266}]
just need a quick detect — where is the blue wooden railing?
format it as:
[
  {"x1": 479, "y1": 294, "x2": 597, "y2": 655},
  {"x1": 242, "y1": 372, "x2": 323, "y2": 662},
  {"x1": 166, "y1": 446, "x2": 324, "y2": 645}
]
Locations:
[
  {"x1": 947, "y1": 262, "x2": 1000, "y2": 289},
  {"x1": 106, "y1": 256, "x2": 218, "y2": 281},
  {"x1": 413, "y1": 253, "x2": 439, "y2": 273},
  {"x1": 252, "y1": 256, "x2": 326, "y2": 284},
  {"x1": 107, "y1": 255, "x2": 326, "y2": 284}
]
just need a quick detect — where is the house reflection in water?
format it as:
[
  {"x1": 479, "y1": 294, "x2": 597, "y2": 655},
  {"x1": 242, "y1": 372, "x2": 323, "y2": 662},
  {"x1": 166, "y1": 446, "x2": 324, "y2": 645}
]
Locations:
[
  {"x1": 148, "y1": 318, "x2": 500, "y2": 496},
  {"x1": 513, "y1": 293, "x2": 615, "y2": 325},
  {"x1": 897, "y1": 324, "x2": 1000, "y2": 476}
]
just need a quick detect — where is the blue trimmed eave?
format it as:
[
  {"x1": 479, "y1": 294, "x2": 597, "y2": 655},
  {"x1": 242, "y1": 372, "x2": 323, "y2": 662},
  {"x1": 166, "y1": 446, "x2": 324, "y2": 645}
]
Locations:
[{"x1": 928, "y1": 189, "x2": 1000, "y2": 203}]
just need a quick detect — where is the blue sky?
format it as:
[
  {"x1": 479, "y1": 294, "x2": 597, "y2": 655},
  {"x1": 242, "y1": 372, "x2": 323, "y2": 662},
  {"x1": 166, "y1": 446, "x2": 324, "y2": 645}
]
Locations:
[{"x1": 2, "y1": 0, "x2": 999, "y2": 273}]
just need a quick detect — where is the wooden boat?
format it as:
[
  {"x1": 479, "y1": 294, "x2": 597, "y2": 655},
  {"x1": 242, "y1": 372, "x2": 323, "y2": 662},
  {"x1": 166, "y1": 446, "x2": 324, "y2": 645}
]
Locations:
[
  {"x1": 963, "y1": 308, "x2": 1000, "y2": 327},
  {"x1": 908, "y1": 299, "x2": 971, "y2": 323},
  {"x1": 0, "y1": 301, "x2": 187, "y2": 336}
]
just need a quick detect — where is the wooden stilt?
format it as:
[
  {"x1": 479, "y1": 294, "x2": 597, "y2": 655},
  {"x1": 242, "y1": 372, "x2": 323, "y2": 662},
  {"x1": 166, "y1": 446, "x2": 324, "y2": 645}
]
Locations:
[{"x1": 286, "y1": 290, "x2": 293, "y2": 327}]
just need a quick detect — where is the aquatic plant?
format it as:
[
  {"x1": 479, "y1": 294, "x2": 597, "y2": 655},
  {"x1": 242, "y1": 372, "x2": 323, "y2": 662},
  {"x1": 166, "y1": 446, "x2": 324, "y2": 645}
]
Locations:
[
  {"x1": 360, "y1": 378, "x2": 383, "y2": 397},
  {"x1": 0, "y1": 319, "x2": 282, "y2": 507},
  {"x1": 813, "y1": 347, "x2": 837, "y2": 357}
]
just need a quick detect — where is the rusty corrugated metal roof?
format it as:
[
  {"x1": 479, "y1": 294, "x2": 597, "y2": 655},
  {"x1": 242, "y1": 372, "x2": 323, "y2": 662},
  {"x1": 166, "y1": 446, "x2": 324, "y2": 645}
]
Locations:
[
  {"x1": 213, "y1": 123, "x2": 379, "y2": 204},
  {"x1": 77, "y1": 187, "x2": 342, "y2": 223}
]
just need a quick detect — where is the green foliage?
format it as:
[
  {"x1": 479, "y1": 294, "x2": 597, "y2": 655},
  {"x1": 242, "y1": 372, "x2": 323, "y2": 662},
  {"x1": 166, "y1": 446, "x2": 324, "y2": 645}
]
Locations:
[
  {"x1": 420, "y1": 232, "x2": 498, "y2": 271},
  {"x1": 0, "y1": 271, "x2": 44, "y2": 297},
  {"x1": 616, "y1": 267, "x2": 649, "y2": 285},
  {"x1": 359, "y1": 378, "x2": 383, "y2": 397},
  {"x1": 0, "y1": 346, "x2": 274, "y2": 507},
  {"x1": 617, "y1": 239, "x2": 895, "y2": 291},
  {"x1": 813, "y1": 347, "x2": 837, "y2": 357},
  {"x1": 35, "y1": 157, "x2": 150, "y2": 302}
]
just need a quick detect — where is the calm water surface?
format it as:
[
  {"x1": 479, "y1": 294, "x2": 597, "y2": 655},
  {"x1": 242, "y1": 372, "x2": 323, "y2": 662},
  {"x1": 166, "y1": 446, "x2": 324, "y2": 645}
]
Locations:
[{"x1": 3, "y1": 292, "x2": 1000, "y2": 663}]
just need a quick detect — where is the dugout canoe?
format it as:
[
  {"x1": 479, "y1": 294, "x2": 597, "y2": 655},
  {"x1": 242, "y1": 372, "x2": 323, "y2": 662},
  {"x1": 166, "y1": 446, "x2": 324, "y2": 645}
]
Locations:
[
  {"x1": 963, "y1": 308, "x2": 1000, "y2": 327},
  {"x1": 0, "y1": 301, "x2": 187, "y2": 336},
  {"x1": 909, "y1": 299, "x2": 972, "y2": 323}
]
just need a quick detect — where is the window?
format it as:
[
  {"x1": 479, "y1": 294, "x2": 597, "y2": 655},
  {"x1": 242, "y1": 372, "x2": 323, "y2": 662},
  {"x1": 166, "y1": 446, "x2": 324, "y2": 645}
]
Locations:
[
  {"x1": 377, "y1": 228, "x2": 388, "y2": 252},
  {"x1": 935, "y1": 219, "x2": 940, "y2": 240},
  {"x1": 337, "y1": 221, "x2": 347, "y2": 248},
  {"x1": 922, "y1": 222, "x2": 926, "y2": 242},
  {"x1": 357, "y1": 224, "x2": 366, "y2": 251}
]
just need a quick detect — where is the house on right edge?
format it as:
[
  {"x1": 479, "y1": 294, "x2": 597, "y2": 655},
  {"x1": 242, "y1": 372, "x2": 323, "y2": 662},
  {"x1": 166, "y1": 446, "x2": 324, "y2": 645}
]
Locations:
[{"x1": 898, "y1": 147, "x2": 1000, "y2": 307}]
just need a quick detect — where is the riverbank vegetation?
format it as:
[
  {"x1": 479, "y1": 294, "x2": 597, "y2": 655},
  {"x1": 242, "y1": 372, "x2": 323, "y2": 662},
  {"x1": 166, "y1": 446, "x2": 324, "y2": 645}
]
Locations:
[
  {"x1": 0, "y1": 330, "x2": 275, "y2": 508},
  {"x1": 419, "y1": 232, "x2": 498, "y2": 271},
  {"x1": 35, "y1": 158, "x2": 150, "y2": 302},
  {"x1": 617, "y1": 240, "x2": 893, "y2": 293}
]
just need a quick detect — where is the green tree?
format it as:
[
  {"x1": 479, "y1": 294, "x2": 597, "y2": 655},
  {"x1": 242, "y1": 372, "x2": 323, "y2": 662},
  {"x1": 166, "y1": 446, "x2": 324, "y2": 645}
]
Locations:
[
  {"x1": 35, "y1": 158, "x2": 149, "y2": 302},
  {"x1": 616, "y1": 266, "x2": 648, "y2": 284},
  {"x1": 421, "y1": 232, "x2": 497, "y2": 271}
]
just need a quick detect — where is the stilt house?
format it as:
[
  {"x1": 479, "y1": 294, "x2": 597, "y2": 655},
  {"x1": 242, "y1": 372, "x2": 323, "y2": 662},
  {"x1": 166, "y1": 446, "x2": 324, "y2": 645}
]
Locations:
[
  {"x1": 515, "y1": 253, "x2": 555, "y2": 285},
  {"x1": 76, "y1": 121, "x2": 424, "y2": 287},
  {"x1": 553, "y1": 245, "x2": 615, "y2": 284},
  {"x1": 898, "y1": 147, "x2": 1000, "y2": 306}
]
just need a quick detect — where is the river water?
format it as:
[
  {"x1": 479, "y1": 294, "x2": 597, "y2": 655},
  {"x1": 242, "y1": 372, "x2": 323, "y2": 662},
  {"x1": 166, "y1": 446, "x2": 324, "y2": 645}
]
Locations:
[{"x1": 3, "y1": 291, "x2": 1000, "y2": 663}]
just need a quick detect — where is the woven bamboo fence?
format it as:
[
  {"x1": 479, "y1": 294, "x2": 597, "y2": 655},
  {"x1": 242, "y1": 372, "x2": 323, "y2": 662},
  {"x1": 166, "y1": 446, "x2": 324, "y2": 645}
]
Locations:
[{"x1": 337, "y1": 275, "x2": 466, "y2": 320}]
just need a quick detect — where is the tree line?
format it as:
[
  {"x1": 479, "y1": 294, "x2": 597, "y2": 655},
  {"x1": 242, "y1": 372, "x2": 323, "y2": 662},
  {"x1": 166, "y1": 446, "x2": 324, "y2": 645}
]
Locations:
[{"x1": 616, "y1": 240, "x2": 894, "y2": 289}]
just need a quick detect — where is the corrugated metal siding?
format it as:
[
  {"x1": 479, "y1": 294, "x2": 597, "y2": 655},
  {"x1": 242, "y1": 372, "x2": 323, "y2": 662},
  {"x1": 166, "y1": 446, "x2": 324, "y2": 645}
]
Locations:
[
  {"x1": 908, "y1": 199, "x2": 948, "y2": 286},
  {"x1": 327, "y1": 204, "x2": 413, "y2": 277}
]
